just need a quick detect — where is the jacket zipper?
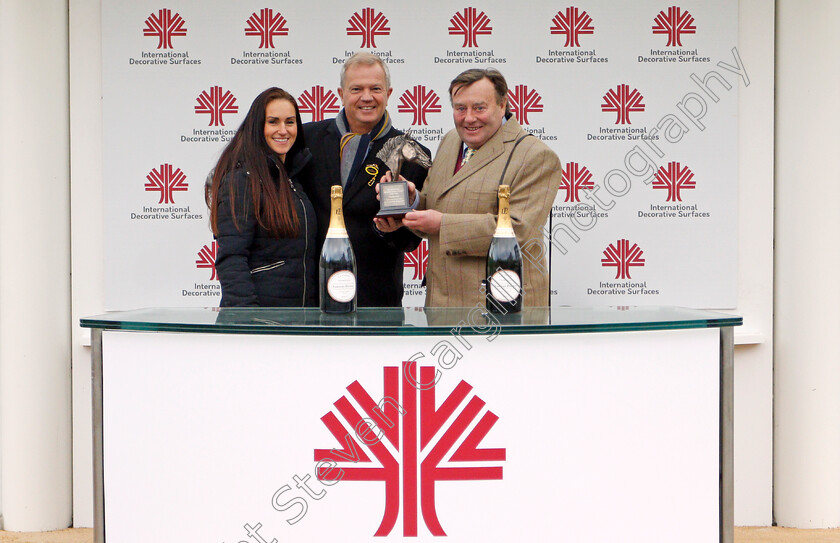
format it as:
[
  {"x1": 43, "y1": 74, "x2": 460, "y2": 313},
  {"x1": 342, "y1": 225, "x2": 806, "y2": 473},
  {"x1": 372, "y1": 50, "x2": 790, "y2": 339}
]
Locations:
[
  {"x1": 250, "y1": 260, "x2": 285, "y2": 274},
  {"x1": 289, "y1": 178, "x2": 308, "y2": 307}
]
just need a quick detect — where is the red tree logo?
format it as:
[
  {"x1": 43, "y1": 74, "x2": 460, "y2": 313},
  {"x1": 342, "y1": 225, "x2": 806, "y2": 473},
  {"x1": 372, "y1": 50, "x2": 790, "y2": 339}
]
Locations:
[
  {"x1": 347, "y1": 8, "x2": 390, "y2": 48},
  {"x1": 398, "y1": 86, "x2": 442, "y2": 126},
  {"x1": 652, "y1": 6, "x2": 696, "y2": 47},
  {"x1": 145, "y1": 164, "x2": 188, "y2": 204},
  {"x1": 652, "y1": 162, "x2": 695, "y2": 201},
  {"x1": 448, "y1": 8, "x2": 492, "y2": 48},
  {"x1": 143, "y1": 9, "x2": 187, "y2": 49},
  {"x1": 196, "y1": 242, "x2": 217, "y2": 280},
  {"x1": 195, "y1": 86, "x2": 239, "y2": 127},
  {"x1": 314, "y1": 361, "x2": 505, "y2": 536},
  {"x1": 601, "y1": 84, "x2": 645, "y2": 125},
  {"x1": 244, "y1": 8, "x2": 289, "y2": 49},
  {"x1": 507, "y1": 84, "x2": 544, "y2": 126},
  {"x1": 559, "y1": 162, "x2": 594, "y2": 203},
  {"x1": 550, "y1": 7, "x2": 594, "y2": 47},
  {"x1": 298, "y1": 86, "x2": 341, "y2": 122},
  {"x1": 601, "y1": 239, "x2": 645, "y2": 280},
  {"x1": 404, "y1": 240, "x2": 430, "y2": 280}
]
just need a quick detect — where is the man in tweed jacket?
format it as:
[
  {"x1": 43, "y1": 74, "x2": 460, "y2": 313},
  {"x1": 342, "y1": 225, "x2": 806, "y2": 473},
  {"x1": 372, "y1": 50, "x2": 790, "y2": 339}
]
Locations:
[{"x1": 400, "y1": 68, "x2": 562, "y2": 308}]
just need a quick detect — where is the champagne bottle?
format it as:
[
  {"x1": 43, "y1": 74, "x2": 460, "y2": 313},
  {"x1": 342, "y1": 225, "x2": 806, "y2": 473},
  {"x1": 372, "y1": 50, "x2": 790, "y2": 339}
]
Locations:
[
  {"x1": 319, "y1": 186, "x2": 357, "y2": 313},
  {"x1": 486, "y1": 185, "x2": 523, "y2": 314}
]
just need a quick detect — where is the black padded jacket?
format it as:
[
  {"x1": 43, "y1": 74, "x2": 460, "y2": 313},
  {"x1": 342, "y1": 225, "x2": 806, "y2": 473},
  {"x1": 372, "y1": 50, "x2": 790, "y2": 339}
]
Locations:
[{"x1": 214, "y1": 151, "x2": 317, "y2": 307}]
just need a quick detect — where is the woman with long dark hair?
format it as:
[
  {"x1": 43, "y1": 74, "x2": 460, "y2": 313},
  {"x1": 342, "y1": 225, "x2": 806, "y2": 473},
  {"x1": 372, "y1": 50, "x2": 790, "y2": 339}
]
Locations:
[{"x1": 207, "y1": 87, "x2": 317, "y2": 306}]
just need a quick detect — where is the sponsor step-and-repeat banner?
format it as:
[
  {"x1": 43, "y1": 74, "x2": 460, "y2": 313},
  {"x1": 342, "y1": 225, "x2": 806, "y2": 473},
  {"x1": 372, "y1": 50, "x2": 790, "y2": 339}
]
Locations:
[{"x1": 103, "y1": 1, "x2": 740, "y2": 309}]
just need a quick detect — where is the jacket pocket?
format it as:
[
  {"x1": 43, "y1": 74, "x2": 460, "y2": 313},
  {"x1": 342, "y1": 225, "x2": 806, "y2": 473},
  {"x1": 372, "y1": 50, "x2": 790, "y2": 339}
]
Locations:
[{"x1": 250, "y1": 260, "x2": 285, "y2": 274}]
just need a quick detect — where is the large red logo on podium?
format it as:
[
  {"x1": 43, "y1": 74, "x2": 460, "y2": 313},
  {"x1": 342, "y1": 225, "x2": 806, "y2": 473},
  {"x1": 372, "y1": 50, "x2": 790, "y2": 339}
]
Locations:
[{"x1": 315, "y1": 361, "x2": 506, "y2": 536}]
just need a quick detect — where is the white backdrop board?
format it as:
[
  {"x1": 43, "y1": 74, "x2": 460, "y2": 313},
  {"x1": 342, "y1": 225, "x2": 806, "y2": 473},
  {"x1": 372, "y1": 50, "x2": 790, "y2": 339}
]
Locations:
[
  {"x1": 101, "y1": 328, "x2": 720, "y2": 542},
  {"x1": 102, "y1": 1, "x2": 739, "y2": 309}
]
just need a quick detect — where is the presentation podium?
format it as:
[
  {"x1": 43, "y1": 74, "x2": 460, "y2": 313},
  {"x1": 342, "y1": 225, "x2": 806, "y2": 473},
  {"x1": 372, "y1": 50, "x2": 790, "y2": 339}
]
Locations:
[{"x1": 81, "y1": 306, "x2": 740, "y2": 543}]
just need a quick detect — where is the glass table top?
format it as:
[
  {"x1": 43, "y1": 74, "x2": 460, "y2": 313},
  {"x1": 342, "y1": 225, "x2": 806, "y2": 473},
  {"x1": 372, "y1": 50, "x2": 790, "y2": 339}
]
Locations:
[{"x1": 81, "y1": 306, "x2": 741, "y2": 336}]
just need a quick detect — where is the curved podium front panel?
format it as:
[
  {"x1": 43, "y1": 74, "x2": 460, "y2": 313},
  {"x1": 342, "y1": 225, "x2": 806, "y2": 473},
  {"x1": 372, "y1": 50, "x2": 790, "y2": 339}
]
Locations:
[{"x1": 82, "y1": 306, "x2": 740, "y2": 543}]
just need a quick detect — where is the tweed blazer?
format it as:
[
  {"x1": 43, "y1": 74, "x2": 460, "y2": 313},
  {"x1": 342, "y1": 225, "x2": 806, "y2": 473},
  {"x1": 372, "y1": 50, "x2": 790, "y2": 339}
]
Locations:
[{"x1": 419, "y1": 117, "x2": 562, "y2": 308}]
